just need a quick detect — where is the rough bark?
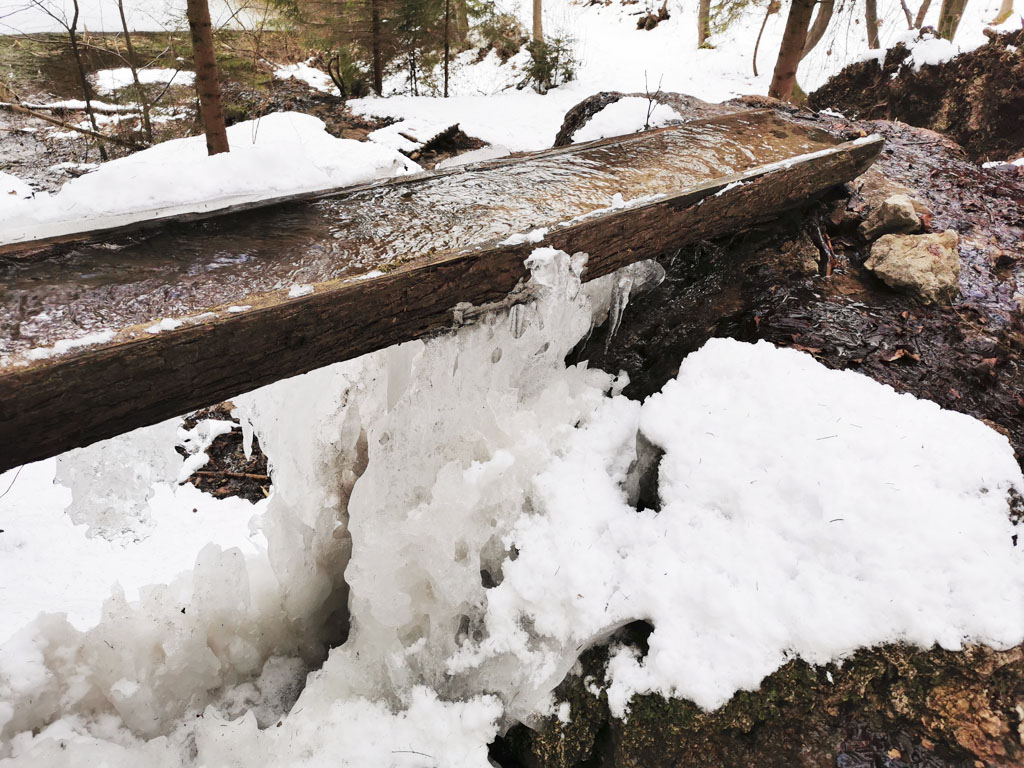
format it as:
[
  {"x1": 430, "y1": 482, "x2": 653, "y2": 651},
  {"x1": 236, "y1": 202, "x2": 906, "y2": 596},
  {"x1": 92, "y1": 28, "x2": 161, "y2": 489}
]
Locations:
[
  {"x1": 768, "y1": 0, "x2": 817, "y2": 100},
  {"x1": 0, "y1": 125, "x2": 881, "y2": 471},
  {"x1": 914, "y1": 0, "x2": 933, "y2": 27},
  {"x1": 937, "y1": 0, "x2": 969, "y2": 39},
  {"x1": 800, "y1": 0, "x2": 835, "y2": 59},
  {"x1": 186, "y1": 0, "x2": 229, "y2": 155},
  {"x1": 533, "y1": 0, "x2": 543, "y2": 42},
  {"x1": 698, "y1": 0, "x2": 712, "y2": 46},
  {"x1": 866, "y1": 0, "x2": 882, "y2": 47}
]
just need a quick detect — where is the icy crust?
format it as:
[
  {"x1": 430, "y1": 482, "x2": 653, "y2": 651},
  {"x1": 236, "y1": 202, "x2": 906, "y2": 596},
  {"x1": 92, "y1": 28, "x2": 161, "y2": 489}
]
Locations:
[
  {"x1": 1, "y1": 250, "x2": 1023, "y2": 765},
  {"x1": 0, "y1": 112, "x2": 420, "y2": 247}
]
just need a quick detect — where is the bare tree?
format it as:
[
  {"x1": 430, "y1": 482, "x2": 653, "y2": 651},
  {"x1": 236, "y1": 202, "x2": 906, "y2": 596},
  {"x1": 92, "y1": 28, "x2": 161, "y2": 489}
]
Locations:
[
  {"x1": 443, "y1": 0, "x2": 451, "y2": 97},
  {"x1": 914, "y1": 0, "x2": 933, "y2": 26},
  {"x1": 937, "y1": 0, "x2": 968, "y2": 38},
  {"x1": 28, "y1": 0, "x2": 108, "y2": 160},
  {"x1": 116, "y1": 0, "x2": 154, "y2": 144},
  {"x1": 801, "y1": 0, "x2": 835, "y2": 58},
  {"x1": 533, "y1": 0, "x2": 543, "y2": 41},
  {"x1": 698, "y1": 0, "x2": 712, "y2": 46},
  {"x1": 768, "y1": 0, "x2": 816, "y2": 101},
  {"x1": 865, "y1": 0, "x2": 881, "y2": 47},
  {"x1": 753, "y1": 0, "x2": 781, "y2": 76},
  {"x1": 186, "y1": 0, "x2": 230, "y2": 154}
]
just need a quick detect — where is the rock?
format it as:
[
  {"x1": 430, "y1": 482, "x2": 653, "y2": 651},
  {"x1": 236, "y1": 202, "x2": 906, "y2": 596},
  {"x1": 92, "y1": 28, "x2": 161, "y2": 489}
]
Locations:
[
  {"x1": 859, "y1": 194, "x2": 924, "y2": 240},
  {"x1": 865, "y1": 230, "x2": 961, "y2": 304}
]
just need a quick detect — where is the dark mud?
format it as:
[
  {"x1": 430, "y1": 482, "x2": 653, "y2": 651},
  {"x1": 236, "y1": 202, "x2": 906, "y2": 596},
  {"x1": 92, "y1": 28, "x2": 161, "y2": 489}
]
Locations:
[
  {"x1": 580, "y1": 114, "x2": 1024, "y2": 466},
  {"x1": 178, "y1": 403, "x2": 270, "y2": 504},
  {"x1": 809, "y1": 28, "x2": 1024, "y2": 162}
]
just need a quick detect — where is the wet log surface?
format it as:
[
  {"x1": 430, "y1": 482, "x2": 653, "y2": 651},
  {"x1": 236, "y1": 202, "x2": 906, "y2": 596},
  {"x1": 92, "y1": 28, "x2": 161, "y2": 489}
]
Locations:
[{"x1": 0, "y1": 113, "x2": 881, "y2": 472}]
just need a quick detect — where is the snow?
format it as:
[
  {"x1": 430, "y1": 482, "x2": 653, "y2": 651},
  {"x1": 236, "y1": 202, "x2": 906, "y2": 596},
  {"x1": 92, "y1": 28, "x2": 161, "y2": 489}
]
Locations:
[
  {"x1": 0, "y1": 457, "x2": 263, "y2": 639},
  {"x1": 273, "y1": 62, "x2": 338, "y2": 94},
  {"x1": 0, "y1": 112, "x2": 420, "y2": 248},
  {"x1": 287, "y1": 284, "x2": 314, "y2": 298},
  {"x1": 2, "y1": 250, "x2": 1021, "y2": 765},
  {"x1": 24, "y1": 331, "x2": 115, "y2": 360},
  {"x1": 145, "y1": 317, "x2": 183, "y2": 333},
  {"x1": 571, "y1": 96, "x2": 682, "y2": 143},
  {"x1": 0, "y1": 173, "x2": 33, "y2": 203},
  {"x1": 92, "y1": 67, "x2": 195, "y2": 95}
]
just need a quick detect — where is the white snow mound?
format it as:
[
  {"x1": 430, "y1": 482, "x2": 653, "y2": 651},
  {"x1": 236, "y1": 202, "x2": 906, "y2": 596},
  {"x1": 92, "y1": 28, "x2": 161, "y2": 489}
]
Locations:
[{"x1": 0, "y1": 112, "x2": 420, "y2": 247}]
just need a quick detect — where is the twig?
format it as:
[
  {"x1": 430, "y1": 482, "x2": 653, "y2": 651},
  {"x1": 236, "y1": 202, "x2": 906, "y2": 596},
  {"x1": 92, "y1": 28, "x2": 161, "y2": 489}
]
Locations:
[
  {"x1": 194, "y1": 470, "x2": 271, "y2": 481},
  {"x1": 0, "y1": 101, "x2": 147, "y2": 149}
]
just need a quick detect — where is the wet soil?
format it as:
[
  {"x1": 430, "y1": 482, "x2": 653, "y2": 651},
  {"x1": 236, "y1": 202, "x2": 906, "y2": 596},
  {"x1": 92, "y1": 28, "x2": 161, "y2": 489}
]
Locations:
[
  {"x1": 809, "y1": 28, "x2": 1024, "y2": 163},
  {"x1": 580, "y1": 114, "x2": 1024, "y2": 466},
  {"x1": 178, "y1": 403, "x2": 270, "y2": 504}
]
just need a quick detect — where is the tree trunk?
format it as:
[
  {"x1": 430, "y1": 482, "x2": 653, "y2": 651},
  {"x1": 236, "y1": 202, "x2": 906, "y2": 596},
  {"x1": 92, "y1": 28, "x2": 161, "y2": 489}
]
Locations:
[
  {"x1": 898, "y1": 0, "x2": 915, "y2": 28},
  {"x1": 865, "y1": 0, "x2": 881, "y2": 48},
  {"x1": 698, "y1": 0, "x2": 712, "y2": 46},
  {"x1": 800, "y1": 0, "x2": 834, "y2": 59},
  {"x1": 186, "y1": 0, "x2": 229, "y2": 155},
  {"x1": 991, "y1": 0, "x2": 1013, "y2": 24},
  {"x1": 117, "y1": 0, "x2": 154, "y2": 145},
  {"x1": 443, "y1": 0, "x2": 451, "y2": 98},
  {"x1": 753, "y1": 0, "x2": 780, "y2": 76},
  {"x1": 370, "y1": 0, "x2": 384, "y2": 95},
  {"x1": 937, "y1": 0, "x2": 968, "y2": 38},
  {"x1": 769, "y1": 0, "x2": 816, "y2": 101},
  {"x1": 67, "y1": 0, "x2": 108, "y2": 161},
  {"x1": 914, "y1": 0, "x2": 933, "y2": 26},
  {"x1": 533, "y1": 0, "x2": 543, "y2": 42}
]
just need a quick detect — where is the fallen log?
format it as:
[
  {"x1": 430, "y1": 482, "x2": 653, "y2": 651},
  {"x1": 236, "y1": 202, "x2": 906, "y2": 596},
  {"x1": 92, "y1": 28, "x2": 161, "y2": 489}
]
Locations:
[{"x1": 0, "y1": 113, "x2": 882, "y2": 471}]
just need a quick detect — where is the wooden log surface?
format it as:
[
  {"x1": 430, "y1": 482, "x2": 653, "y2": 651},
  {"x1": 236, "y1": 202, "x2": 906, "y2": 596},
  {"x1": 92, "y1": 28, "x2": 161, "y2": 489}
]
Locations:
[{"x1": 0, "y1": 131, "x2": 882, "y2": 472}]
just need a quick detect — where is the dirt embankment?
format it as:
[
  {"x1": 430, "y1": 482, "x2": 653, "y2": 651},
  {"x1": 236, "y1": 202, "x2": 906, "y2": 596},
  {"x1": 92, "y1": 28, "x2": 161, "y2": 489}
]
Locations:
[{"x1": 809, "y1": 28, "x2": 1024, "y2": 162}]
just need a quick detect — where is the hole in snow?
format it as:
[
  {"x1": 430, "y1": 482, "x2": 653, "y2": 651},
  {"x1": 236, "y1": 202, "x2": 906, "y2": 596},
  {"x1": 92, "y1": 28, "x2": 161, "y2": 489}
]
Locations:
[{"x1": 491, "y1": 347, "x2": 503, "y2": 363}]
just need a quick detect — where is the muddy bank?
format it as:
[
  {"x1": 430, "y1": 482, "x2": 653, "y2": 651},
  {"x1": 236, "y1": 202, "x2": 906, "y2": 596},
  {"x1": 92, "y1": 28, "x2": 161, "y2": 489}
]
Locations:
[
  {"x1": 580, "y1": 115, "x2": 1024, "y2": 465},
  {"x1": 809, "y1": 29, "x2": 1024, "y2": 162}
]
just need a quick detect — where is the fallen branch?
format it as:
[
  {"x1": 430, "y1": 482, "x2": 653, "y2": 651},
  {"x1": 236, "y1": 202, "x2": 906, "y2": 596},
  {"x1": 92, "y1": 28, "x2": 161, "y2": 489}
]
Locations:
[
  {"x1": 194, "y1": 470, "x2": 271, "y2": 481},
  {"x1": 0, "y1": 101, "x2": 147, "y2": 150}
]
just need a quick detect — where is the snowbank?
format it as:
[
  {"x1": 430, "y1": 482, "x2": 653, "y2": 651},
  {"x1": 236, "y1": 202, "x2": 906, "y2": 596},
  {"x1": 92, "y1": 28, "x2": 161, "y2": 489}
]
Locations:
[
  {"x1": 91, "y1": 67, "x2": 195, "y2": 95},
  {"x1": 273, "y1": 62, "x2": 338, "y2": 94},
  {"x1": 0, "y1": 112, "x2": 420, "y2": 247},
  {"x1": 571, "y1": 96, "x2": 682, "y2": 143},
  {"x1": 1, "y1": 248, "x2": 1021, "y2": 765}
]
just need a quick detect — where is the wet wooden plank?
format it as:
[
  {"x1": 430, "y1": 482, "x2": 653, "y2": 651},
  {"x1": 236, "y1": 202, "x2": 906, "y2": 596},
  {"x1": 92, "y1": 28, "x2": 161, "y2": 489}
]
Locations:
[{"x1": 0, "y1": 131, "x2": 882, "y2": 472}]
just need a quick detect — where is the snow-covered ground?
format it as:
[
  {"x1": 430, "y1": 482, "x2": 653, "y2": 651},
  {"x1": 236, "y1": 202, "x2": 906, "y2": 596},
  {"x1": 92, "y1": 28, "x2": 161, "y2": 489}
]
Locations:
[
  {"x1": 1, "y1": 0, "x2": 1023, "y2": 764},
  {"x1": 1, "y1": 249, "x2": 1022, "y2": 766},
  {"x1": 0, "y1": 112, "x2": 419, "y2": 247}
]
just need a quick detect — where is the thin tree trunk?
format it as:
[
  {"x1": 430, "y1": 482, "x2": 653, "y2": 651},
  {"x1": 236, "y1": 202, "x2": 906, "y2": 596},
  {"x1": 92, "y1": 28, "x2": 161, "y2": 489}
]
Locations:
[
  {"x1": 370, "y1": 0, "x2": 383, "y2": 95},
  {"x1": 865, "y1": 0, "x2": 881, "y2": 47},
  {"x1": 67, "y1": 0, "x2": 108, "y2": 161},
  {"x1": 769, "y1": 0, "x2": 816, "y2": 101},
  {"x1": 443, "y1": 0, "x2": 450, "y2": 98},
  {"x1": 116, "y1": 0, "x2": 153, "y2": 144},
  {"x1": 533, "y1": 0, "x2": 543, "y2": 42},
  {"x1": 753, "y1": 0, "x2": 780, "y2": 76},
  {"x1": 898, "y1": 0, "x2": 915, "y2": 28},
  {"x1": 991, "y1": 0, "x2": 1013, "y2": 23},
  {"x1": 914, "y1": 0, "x2": 933, "y2": 26},
  {"x1": 698, "y1": 0, "x2": 712, "y2": 46},
  {"x1": 186, "y1": 0, "x2": 229, "y2": 155},
  {"x1": 800, "y1": 0, "x2": 834, "y2": 59},
  {"x1": 937, "y1": 0, "x2": 968, "y2": 38}
]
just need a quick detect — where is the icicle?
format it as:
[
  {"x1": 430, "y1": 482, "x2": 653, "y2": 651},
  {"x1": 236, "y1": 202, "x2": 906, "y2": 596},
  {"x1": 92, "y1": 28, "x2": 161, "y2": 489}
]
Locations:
[{"x1": 605, "y1": 260, "x2": 666, "y2": 350}]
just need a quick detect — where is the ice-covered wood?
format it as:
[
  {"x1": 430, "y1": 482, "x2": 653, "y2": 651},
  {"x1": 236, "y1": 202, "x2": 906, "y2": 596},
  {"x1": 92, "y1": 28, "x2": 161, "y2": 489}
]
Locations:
[{"x1": 0, "y1": 129, "x2": 882, "y2": 472}]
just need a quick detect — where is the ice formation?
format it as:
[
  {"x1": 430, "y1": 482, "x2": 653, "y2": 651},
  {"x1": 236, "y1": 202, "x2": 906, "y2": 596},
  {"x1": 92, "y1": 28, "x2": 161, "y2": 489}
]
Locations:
[{"x1": 1, "y1": 249, "x2": 1022, "y2": 766}]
